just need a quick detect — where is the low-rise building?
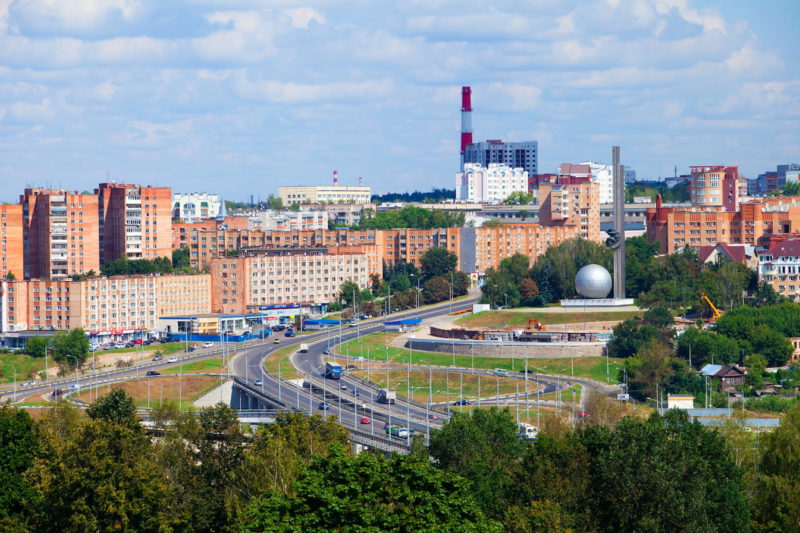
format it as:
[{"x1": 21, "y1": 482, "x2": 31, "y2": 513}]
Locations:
[
  {"x1": 279, "y1": 185, "x2": 371, "y2": 205},
  {"x1": 301, "y1": 203, "x2": 375, "y2": 227},
  {"x1": 172, "y1": 192, "x2": 222, "y2": 221},
  {"x1": 256, "y1": 210, "x2": 328, "y2": 231},
  {"x1": 758, "y1": 239, "x2": 800, "y2": 300},
  {"x1": 699, "y1": 364, "x2": 746, "y2": 390},
  {"x1": 699, "y1": 243, "x2": 757, "y2": 269}
]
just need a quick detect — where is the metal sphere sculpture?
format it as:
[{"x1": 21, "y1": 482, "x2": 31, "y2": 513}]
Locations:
[{"x1": 575, "y1": 264, "x2": 612, "y2": 299}]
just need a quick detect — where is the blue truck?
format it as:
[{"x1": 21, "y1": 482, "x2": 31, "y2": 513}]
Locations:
[{"x1": 325, "y1": 361, "x2": 343, "y2": 379}]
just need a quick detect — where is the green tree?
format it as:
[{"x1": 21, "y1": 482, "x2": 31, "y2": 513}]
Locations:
[
  {"x1": 86, "y1": 387, "x2": 140, "y2": 432},
  {"x1": 6, "y1": 271, "x2": 15, "y2": 281},
  {"x1": 503, "y1": 500, "x2": 570, "y2": 533},
  {"x1": 422, "y1": 275, "x2": 451, "y2": 304},
  {"x1": 338, "y1": 280, "x2": 362, "y2": 308},
  {"x1": 429, "y1": 407, "x2": 527, "y2": 519},
  {"x1": 391, "y1": 274, "x2": 410, "y2": 292},
  {"x1": 0, "y1": 406, "x2": 40, "y2": 521},
  {"x1": 607, "y1": 319, "x2": 659, "y2": 359},
  {"x1": 31, "y1": 419, "x2": 171, "y2": 533},
  {"x1": 642, "y1": 306, "x2": 674, "y2": 330},
  {"x1": 752, "y1": 404, "x2": 800, "y2": 532},
  {"x1": 288, "y1": 202, "x2": 300, "y2": 211},
  {"x1": 744, "y1": 353, "x2": 767, "y2": 390},
  {"x1": 226, "y1": 249, "x2": 239, "y2": 257},
  {"x1": 483, "y1": 219, "x2": 507, "y2": 228},
  {"x1": 172, "y1": 247, "x2": 191, "y2": 270},
  {"x1": 50, "y1": 328, "x2": 90, "y2": 365},
  {"x1": 24, "y1": 336, "x2": 49, "y2": 358},
  {"x1": 623, "y1": 338, "x2": 674, "y2": 400},
  {"x1": 519, "y1": 278, "x2": 540, "y2": 305},
  {"x1": 500, "y1": 252, "x2": 530, "y2": 286},
  {"x1": 419, "y1": 246, "x2": 458, "y2": 281},
  {"x1": 267, "y1": 194, "x2": 284, "y2": 210},
  {"x1": 242, "y1": 447, "x2": 502, "y2": 533},
  {"x1": 754, "y1": 280, "x2": 779, "y2": 307},
  {"x1": 503, "y1": 191, "x2": 535, "y2": 205}
]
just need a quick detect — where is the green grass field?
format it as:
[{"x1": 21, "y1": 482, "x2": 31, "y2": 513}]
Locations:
[
  {"x1": 455, "y1": 310, "x2": 641, "y2": 328},
  {"x1": 161, "y1": 357, "x2": 223, "y2": 375},
  {"x1": 264, "y1": 346, "x2": 297, "y2": 375},
  {"x1": 0, "y1": 352, "x2": 47, "y2": 384},
  {"x1": 97, "y1": 342, "x2": 185, "y2": 356},
  {"x1": 336, "y1": 333, "x2": 623, "y2": 383}
]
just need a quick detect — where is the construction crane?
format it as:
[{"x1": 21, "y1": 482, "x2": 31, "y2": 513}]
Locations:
[
  {"x1": 701, "y1": 294, "x2": 722, "y2": 321},
  {"x1": 528, "y1": 319, "x2": 547, "y2": 330}
]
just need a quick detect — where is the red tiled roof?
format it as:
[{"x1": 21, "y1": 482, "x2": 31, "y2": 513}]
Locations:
[
  {"x1": 559, "y1": 163, "x2": 591, "y2": 175},
  {"x1": 767, "y1": 239, "x2": 800, "y2": 258},
  {"x1": 698, "y1": 243, "x2": 748, "y2": 264}
]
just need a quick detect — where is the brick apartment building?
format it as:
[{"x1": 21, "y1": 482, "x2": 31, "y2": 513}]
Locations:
[
  {"x1": 96, "y1": 183, "x2": 172, "y2": 263},
  {"x1": 0, "y1": 273, "x2": 211, "y2": 347},
  {"x1": 527, "y1": 173, "x2": 601, "y2": 242},
  {"x1": 20, "y1": 189, "x2": 100, "y2": 279},
  {"x1": 0, "y1": 205, "x2": 24, "y2": 280},
  {"x1": 758, "y1": 239, "x2": 800, "y2": 301},
  {"x1": 647, "y1": 195, "x2": 800, "y2": 254},
  {"x1": 209, "y1": 245, "x2": 381, "y2": 315}
]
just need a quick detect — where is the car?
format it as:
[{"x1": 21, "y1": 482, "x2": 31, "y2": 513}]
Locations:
[
  {"x1": 319, "y1": 402, "x2": 330, "y2": 410},
  {"x1": 273, "y1": 325, "x2": 285, "y2": 331},
  {"x1": 285, "y1": 332, "x2": 296, "y2": 337},
  {"x1": 428, "y1": 414, "x2": 439, "y2": 420},
  {"x1": 135, "y1": 339, "x2": 143, "y2": 345},
  {"x1": 254, "y1": 379, "x2": 263, "y2": 386},
  {"x1": 146, "y1": 371, "x2": 160, "y2": 377},
  {"x1": 349, "y1": 322, "x2": 358, "y2": 327},
  {"x1": 203, "y1": 342, "x2": 214, "y2": 348},
  {"x1": 167, "y1": 357, "x2": 178, "y2": 363},
  {"x1": 322, "y1": 349, "x2": 331, "y2": 355},
  {"x1": 519, "y1": 369, "x2": 534, "y2": 374},
  {"x1": 360, "y1": 417, "x2": 371, "y2": 424},
  {"x1": 153, "y1": 355, "x2": 163, "y2": 362},
  {"x1": 453, "y1": 399, "x2": 471, "y2": 406},
  {"x1": 392, "y1": 308, "x2": 401, "y2": 312},
  {"x1": 125, "y1": 341, "x2": 136, "y2": 348},
  {"x1": 68, "y1": 384, "x2": 81, "y2": 391},
  {"x1": 52, "y1": 389, "x2": 64, "y2": 396},
  {"x1": 580, "y1": 411, "x2": 589, "y2": 418},
  {"x1": 352, "y1": 390, "x2": 360, "y2": 397},
  {"x1": 22, "y1": 380, "x2": 35, "y2": 387},
  {"x1": 346, "y1": 364, "x2": 356, "y2": 370},
  {"x1": 142, "y1": 340, "x2": 153, "y2": 346},
  {"x1": 188, "y1": 346, "x2": 196, "y2": 352},
  {"x1": 340, "y1": 384, "x2": 348, "y2": 390},
  {"x1": 114, "y1": 342, "x2": 126, "y2": 349},
  {"x1": 274, "y1": 339, "x2": 281, "y2": 344}
]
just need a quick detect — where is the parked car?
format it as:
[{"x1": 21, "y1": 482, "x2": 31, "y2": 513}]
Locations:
[
  {"x1": 203, "y1": 342, "x2": 214, "y2": 348},
  {"x1": 135, "y1": 339, "x2": 143, "y2": 345},
  {"x1": 319, "y1": 402, "x2": 330, "y2": 410},
  {"x1": 146, "y1": 371, "x2": 160, "y2": 377},
  {"x1": 125, "y1": 341, "x2": 136, "y2": 348},
  {"x1": 273, "y1": 325, "x2": 285, "y2": 331},
  {"x1": 322, "y1": 349, "x2": 331, "y2": 355},
  {"x1": 392, "y1": 308, "x2": 401, "y2": 312},
  {"x1": 167, "y1": 357, "x2": 178, "y2": 363},
  {"x1": 114, "y1": 342, "x2": 126, "y2": 349},
  {"x1": 254, "y1": 379, "x2": 263, "y2": 386},
  {"x1": 360, "y1": 417, "x2": 371, "y2": 424},
  {"x1": 142, "y1": 340, "x2": 153, "y2": 346}
]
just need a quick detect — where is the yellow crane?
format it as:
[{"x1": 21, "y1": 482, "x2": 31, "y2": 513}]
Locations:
[{"x1": 701, "y1": 293, "x2": 722, "y2": 321}]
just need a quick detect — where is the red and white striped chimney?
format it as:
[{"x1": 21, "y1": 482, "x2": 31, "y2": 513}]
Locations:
[
  {"x1": 333, "y1": 170, "x2": 338, "y2": 186},
  {"x1": 460, "y1": 86, "x2": 473, "y2": 171}
]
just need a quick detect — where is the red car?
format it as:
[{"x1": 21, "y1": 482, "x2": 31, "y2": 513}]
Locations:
[
  {"x1": 428, "y1": 414, "x2": 438, "y2": 420},
  {"x1": 360, "y1": 417, "x2": 371, "y2": 424},
  {"x1": 580, "y1": 411, "x2": 589, "y2": 418}
]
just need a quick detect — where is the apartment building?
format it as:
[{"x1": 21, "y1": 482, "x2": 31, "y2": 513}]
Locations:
[
  {"x1": 279, "y1": 186, "x2": 371, "y2": 205},
  {"x1": 302, "y1": 203, "x2": 376, "y2": 227},
  {"x1": 255, "y1": 210, "x2": 328, "y2": 231},
  {"x1": 377, "y1": 228, "x2": 460, "y2": 268},
  {"x1": 210, "y1": 246, "x2": 381, "y2": 315},
  {"x1": 455, "y1": 163, "x2": 529, "y2": 203},
  {"x1": 690, "y1": 166, "x2": 746, "y2": 211},
  {"x1": 758, "y1": 240, "x2": 800, "y2": 301},
  {"x1": 96, "y1": 183, "x2": 172, "y2": 263},
  {"x1": 458, "y1": 224, "x2": 579, "y2": 275},
  {"x1": 172, "y1": 192, "x2": 221, "y2": 221},
  {"x1": 0, "y1": 205, "x2": 24, "y2": 280},
  {"x1": 20, "y1": 189, "x2": 100, "y2": 279},
  {"x1": 647, "y1": 196, "x2": 800, "y2": 254},
  {"x1": 537, "y1": 180, "x2": 601, "y2": 242}
]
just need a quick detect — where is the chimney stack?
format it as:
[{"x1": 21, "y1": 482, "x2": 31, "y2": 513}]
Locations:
[
  {"x1": 333, "y1": 170, "x2": 338, "y2": 187},
  {"x1": 460, "y1": 86, "x2": 473, "y2": 171}
]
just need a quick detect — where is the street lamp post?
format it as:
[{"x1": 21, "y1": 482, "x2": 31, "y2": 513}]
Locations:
[{"x1": 11, "y1": 365, "x2": 16, "y2": 403}]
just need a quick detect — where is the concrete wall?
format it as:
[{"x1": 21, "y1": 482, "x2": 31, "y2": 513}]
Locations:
[{"x1": 407, "y1": 338, "x2": 607, "y2": 358}]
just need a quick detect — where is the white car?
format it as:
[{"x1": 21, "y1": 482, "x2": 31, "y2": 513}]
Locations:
[
  {"x1": 167, "y1": 357, "x2": 178, "y2": 363},
  {"x1": 254, "y1": 379, "x2": 263, "y2": 386},
  {"x1": 203, "y1": 342, "x2": 214, "y2": 348},
  {"x1": 23, "y1": 380, "x2": 36, "y2": 387}
]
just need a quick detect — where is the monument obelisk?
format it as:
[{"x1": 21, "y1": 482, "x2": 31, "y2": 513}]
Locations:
[{"x1": 612, "y1": 146, "x2": 626, "y2": 299}]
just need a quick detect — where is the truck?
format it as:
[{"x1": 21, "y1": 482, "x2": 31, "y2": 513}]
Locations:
[
  {"x1": 299, "y1": 343, "x2": 309, "y2": 352},
  {"x1": 518, "y1": 423, "x2": 538, "y2": 440},
  {"x1": 386, "y1": 426, "x2": 410, "y2": 439},
  {"x1": 377, "y1": 388, "x2": 396, "y2": 404},
  {"x1": 325, "y1": 361, "x2": 343, "y2": 379}
]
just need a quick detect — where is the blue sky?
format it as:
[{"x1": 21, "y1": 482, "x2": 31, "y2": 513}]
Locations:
[{"x1": 0, "y1": 0, "x2": 798, "y2": 201}]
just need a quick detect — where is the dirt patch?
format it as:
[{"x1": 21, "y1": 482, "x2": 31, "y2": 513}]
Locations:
[{"x1": 75, "y1": 375, "x2": 219, "y2": 407}]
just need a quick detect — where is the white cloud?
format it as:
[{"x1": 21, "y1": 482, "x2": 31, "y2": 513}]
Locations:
[
  {"x1": 282, "y1": 7, "x2": 325, "y2": 29},
  {"x1": 231, "y1": 74, "x2": 395, "y2": 105}
]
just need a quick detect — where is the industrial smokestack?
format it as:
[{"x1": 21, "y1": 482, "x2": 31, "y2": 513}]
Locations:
[
  {"x1": 333, "y1": 170, "x2": 338, "y2": 186},
  {"x1": 460, "y1": 86, "x2": 473, "y2": 171}
]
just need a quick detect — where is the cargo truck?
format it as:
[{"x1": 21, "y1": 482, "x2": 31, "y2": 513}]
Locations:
[
  {"x1": 378, "y1": 388, "x2": 396, "y2": 404},
  {"x1": 518, "y1": 423, "x2": 538, "y2": 440},
  {"x1": 299, "y1": 343, "x2": 309, "y2": 352},
  {"x1": 385, "y1": 426, "x2": 409, "y2": 439},
  {"x1": 325, "y1": 361, "x2": 343, "y2": 379}
]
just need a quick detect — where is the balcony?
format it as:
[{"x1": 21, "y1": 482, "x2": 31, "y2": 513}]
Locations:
[{"x1": 50, "y1": 253, "x2": 68, "y2": 260}]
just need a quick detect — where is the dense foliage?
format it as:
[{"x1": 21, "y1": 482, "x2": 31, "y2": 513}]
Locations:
[
  {"x1": 625, "y1": 181, "x2": 691, "y2": 203},
  {"x1": 101, "y1": 251, "x2": 196, "y2": 277},
  {"x1": 360, "y1": 205, "x2": 465, "y2": 230},
  {"x1": 371, "y1": 188, "x2": 454, "y2": 204}
]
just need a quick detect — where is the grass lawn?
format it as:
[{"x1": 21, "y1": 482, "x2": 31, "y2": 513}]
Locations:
[
  {"x1": 98, "y1": 342, "x2": 186, "y2": 356},
  {"x1": 0, "y1": 352, "x2": 47, "y2": 384},
  {"x1": 161, "y1": 357, "x2": 223, "y2": 375},
  {"x1": 455, "y1": 310, "x2": 641, "y2": 328},
  {"x1": 75, "y1": 375, "x2": 220, "y2": 410},
  {"x1": 264, "y1": 346, "x2": 297, "y2": 375},
  {"x1": 337, "y1": 333, "x2": 624, "y2": 383},
  {"x1": 16, "y1": 401, "x2": 51, "y2": 407}
]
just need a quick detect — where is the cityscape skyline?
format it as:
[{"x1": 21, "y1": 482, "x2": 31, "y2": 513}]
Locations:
[{"x1": 0, "y1": 0, "x2": 798, "y2": 201}]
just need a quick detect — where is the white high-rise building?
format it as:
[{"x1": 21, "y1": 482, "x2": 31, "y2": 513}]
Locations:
[
  {"x1": 456, "y1": 163, "x2": 529, "y2": 203},
  {"x1": 581, "y1": 162, "x2": 614, "y2": 205},
  {"x1": 462, "y1": 140, "x2": 538, "y2": 175}
]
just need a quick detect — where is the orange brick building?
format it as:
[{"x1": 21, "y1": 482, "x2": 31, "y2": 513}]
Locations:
[
  {"x1": 0, "y1": 205, "x2": 24, "y2": 280},
  {"x1": 20, "y1": 189, "x2": 100, "y2": 279},
  {"x1": 536, "y1": 181, "x2": 601, "y2": 242},
  {"x1": 647, "y1": 195, "x2": 800, "y2": 254},
  {"x1": 96, "y1": 183, "x2": 172, "y2": 263}
]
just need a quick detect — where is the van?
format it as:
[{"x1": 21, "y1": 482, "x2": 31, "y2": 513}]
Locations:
[{"x1": 493, "y1": 368, "x2": 509, "y2": 377}]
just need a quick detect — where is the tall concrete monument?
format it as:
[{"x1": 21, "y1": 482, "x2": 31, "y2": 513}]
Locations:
[{"x1": 612, "y1": 146, "x2": 626, "y2": 299}]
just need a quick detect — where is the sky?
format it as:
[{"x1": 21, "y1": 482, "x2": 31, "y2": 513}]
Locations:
[{"x1": 0, "y1": 0, "x2": 798, "y2": 202}]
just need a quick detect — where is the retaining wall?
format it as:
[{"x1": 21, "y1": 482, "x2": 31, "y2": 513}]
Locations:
[{"x1": 407, "y1": 338, "x2": 607, "y2": 358}]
